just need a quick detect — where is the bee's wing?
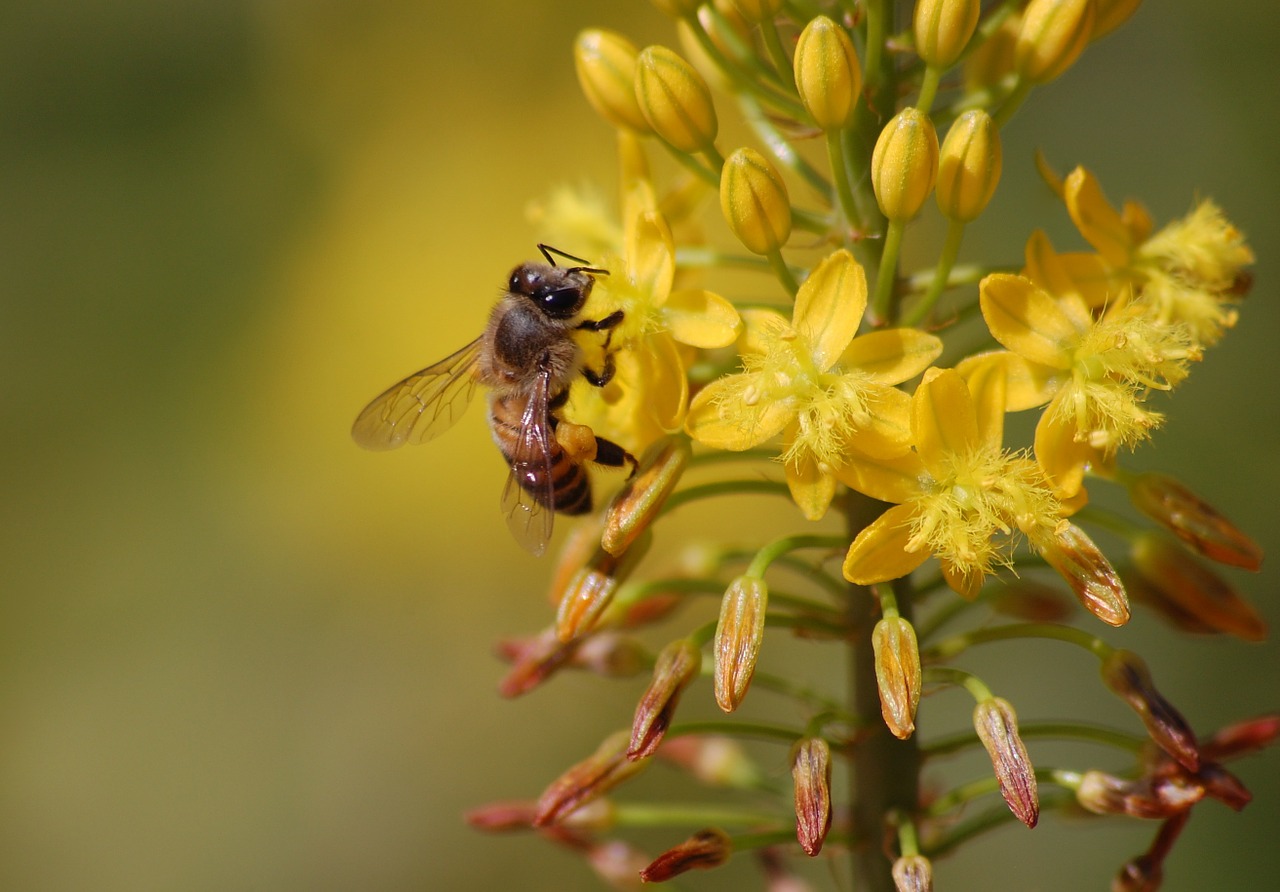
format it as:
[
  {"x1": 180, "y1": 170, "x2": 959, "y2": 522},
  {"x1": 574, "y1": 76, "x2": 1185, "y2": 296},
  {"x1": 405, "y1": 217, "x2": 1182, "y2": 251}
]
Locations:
[
  {"x1": 351, "y1": 338, "x2": 483, "y2": 451},
  {"x1": 500, "y1": 370, "x2": 555, "y2": 557}
]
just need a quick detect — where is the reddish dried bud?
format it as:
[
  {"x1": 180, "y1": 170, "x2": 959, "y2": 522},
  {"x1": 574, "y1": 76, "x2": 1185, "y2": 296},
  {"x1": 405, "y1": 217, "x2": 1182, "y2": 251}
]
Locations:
[
  {"x1": 1127, "y1": 472, "x2": 1262, "y2": 570},
  {"x1": 629, "y1": 638, "x2": 702, "y2": 759},
  {"x1": 713, "y1": 575, "x2": 768, "y2": 713},
  {"x1": 603, "y1": 437, "x2": 691, "y2": 556},
  {"x1": 1200, "y1": 714, "x2": 1280, "y2": 762},
  {"x1": 639, "y1": 828, "x2": 732, "y2": 882},
  {"x1": 973, "y1": 697, "x2": 1039, "y2": 827},
  {"x1": 497, "y1": 628, "x2": 582, "y2": 698},
  {"x1": 892, "y1": 853, "x2": 934, "y2": 891},
  {"x1": 1114, "y1": 811, "x2": 1190, "y2": 892},
  {"x1": 657, "y1": 735, "x2": 764, "y2": 789},
  {"x1": 1198, "y1": 762, "x2": 1252, "y2": 811},
  {"x1": 1129, "y1": 532, "x2": 1266, "y2": 641},
  {"x1": 1038, "y1": 522, "x2": 1131, "y2": 626},
  {"x1": 1077, "y1": 770, "x2": 1204, "y2": 819},
  {"x1": 534, "y1": 731, "x2": 649, "y2": 827},
  {"x1": 557, "y1": 567, "x2": 620, "y2": 642},
  {"x1": 1100, "y1": 649, "x2": 1199, "y2": 772},
  {"x1": 790, "y1": 738, "x2": 833, "y2": 856},
  {"x1": 465, "y1": 800, "x2": 539, "y2": 832},
  {"x1": 872, "y1": 617, "x2": 922, "y2": 739}
]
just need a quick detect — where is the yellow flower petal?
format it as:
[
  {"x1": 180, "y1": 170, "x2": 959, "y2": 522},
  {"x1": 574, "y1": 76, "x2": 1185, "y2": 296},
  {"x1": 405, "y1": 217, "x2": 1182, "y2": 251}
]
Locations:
[
  {"x1": 980, "y1": 274, "x2": 1080, "y2": 369},
  {"x1": 740, "y1": 308, "x2": 791, "y2": 356},
  {"x1": 956, "y1": 350, "x2": 1059, "y2": 412},
  {"x1": 1063, "y1": 167, "x2": 1133, "y2": 268},
  {"x1": 1034, "y1": 393, "x2": 1096, "y2": 499},
  {"x1": 846, "y1": 385, "x2": 913, "y2": 459},
  {"x1": 913, "y1": 368, "x2": 980, "y2": 472},
  {"x1": 793, "y1": 249, "x2": 866, "y2": 372},
  {"x1": 1023, "y1": 229, "x2": 1118, "y2": 310},
  {"x1": 639, "y1": 330, "x2": 689, "y2": 433},
  {"x1": 685, "y1": 375, "x2": 791, "y2": 449},
  {"x1": 843, "y1": 504, "x2": 932, "y2": 585},
  {"x1": 784, "y1": 429, "x2": 836, "y2": 521},
  {"x1": 834, "y1": 448, "x2": 924, "y2": 505},
  {"x1": 964, "y1": 354, "x2": 1007, "y2": 449},
  {"x1": 838, "y1": 328, "x2": 943, "y2": 385},
  {"x1": 627, "y1": 210, "x2": 675, "y2": 302},
  {"x1": 663, "y1": 288, "x2": 742, "y2": 348}
]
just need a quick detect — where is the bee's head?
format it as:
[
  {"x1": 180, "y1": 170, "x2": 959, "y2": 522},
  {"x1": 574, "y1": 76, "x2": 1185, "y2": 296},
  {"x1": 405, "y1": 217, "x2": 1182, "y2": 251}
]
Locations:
[{"x1": 508, "y1": 262, "x2": 599, "y2": 320}]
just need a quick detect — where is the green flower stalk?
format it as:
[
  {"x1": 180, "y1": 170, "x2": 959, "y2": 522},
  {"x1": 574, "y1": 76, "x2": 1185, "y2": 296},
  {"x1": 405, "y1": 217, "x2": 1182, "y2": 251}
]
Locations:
[{"x1": 370, "y1": 5, "x2": 1277, "y2": 890}]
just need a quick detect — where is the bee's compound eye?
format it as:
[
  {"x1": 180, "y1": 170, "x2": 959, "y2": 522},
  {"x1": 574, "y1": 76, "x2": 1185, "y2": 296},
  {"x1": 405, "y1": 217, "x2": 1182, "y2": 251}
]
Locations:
[{"x1": 539, "y1": 287, "x2": 583, "y2": 316}]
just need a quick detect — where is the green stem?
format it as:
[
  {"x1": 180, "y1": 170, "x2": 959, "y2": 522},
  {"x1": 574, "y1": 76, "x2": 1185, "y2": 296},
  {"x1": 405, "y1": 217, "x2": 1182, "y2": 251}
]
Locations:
[
  {"x1": 662, "y1": 479, "x2": 792, "y2": 515},
  {"x1": 760, "y1": 16, "x2": 797, "y2": 91},
  {"x1": 613, "y1": 802, "x2": 781, "y2": 828},
  {"x1": 923, "y1": 665, "x2": 993, "y2": 702},
  {"x1": 923, "y1": 721, "x2": 1147, "y2": 759},
  {"x1": 916, "y1": 65, "x2": 942, "y2": 115},
  {"x1": 767, "y1": 247, "x2": 800, "y2": 297},
  {"x1": 739, "y1": 93, "x2": 833, "y2": 197},
  {"x1": 902, "y1": 217, "x2": 966, "y2": 327},
  {"x1": 745, "y1": 534, "x2": 848, "y2": 578},
  {"x1": 871, "y1": 219, "x2": 906, "y2": 323},
  {"x1": 923, "y1": 622, "x2": 1112, "y2": 663},
  {"x1": 667, "y1": 719, "x2": 805, "y2": 745},
  {"x1": 992, "y1": 77, "x2": 1032, "y2": 128},
  {"x1": 825, "y1": 128, "x2": 861, "y2": 235}
]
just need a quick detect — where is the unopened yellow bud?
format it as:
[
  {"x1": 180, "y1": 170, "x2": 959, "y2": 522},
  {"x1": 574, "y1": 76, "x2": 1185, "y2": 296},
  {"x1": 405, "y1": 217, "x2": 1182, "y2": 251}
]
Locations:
[
  {"x1": 1092, "y1": 0, "x2": 1142, "y2": 40},
  {"x1": 720, "y1": 147, "x2": 792, "y2": 254},
  {"x1": 872, "y1": 616, "x2": 922, "y2": 739},
  {"x1": 575, "y1": 30, "x2": 652, "y2": 133},
  {"x1": 635, "y1": 45, "x2": 719, "y2": 154},
  {"x1": 1015, "y1": 0, "x2": 1096, "y2": 84},
  {"x1": 731, "y1": 0, "x2": 784, "y2": 21},
  {"x1": 793, "y1": 16, "x2": 862, "y2": 130},
  {"x1": 913, "y1": 0, "x2": 981, "y2": 68},
  {"x1": 871, "y1": 108, "x2": 939, "y2": 222},
  {"x1": 713, "y1": 575, "x2": 768, "y2": 712},
  {"x1": 936, "y1": 109, "x2": 1001, "y2": 222}
]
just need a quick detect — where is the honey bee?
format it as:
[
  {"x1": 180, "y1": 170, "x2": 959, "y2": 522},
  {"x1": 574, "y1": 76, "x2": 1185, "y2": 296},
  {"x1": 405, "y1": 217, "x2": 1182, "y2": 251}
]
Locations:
[{"x1": 351, "y1": 245, "x2": 637, "y2": 556}]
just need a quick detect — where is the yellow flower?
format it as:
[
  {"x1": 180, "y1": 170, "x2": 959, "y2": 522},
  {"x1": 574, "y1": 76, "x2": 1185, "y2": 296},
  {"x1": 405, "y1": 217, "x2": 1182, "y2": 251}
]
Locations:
[
  {"x1": 686, "y1": 250, "x2": 942, "y2": 520},
  {"x1": 1063, "y1": 166, "x2": 1253, "y2": 345},
  {"x1": 572, "y1": 202, "x2": 740, "y2": 450},
  {"x1": 967, "y1": 273, "x2": 1199, "y2": 497},
  {"x1": 841, "y1": 366, "x2": 1066, "y2": 598}
]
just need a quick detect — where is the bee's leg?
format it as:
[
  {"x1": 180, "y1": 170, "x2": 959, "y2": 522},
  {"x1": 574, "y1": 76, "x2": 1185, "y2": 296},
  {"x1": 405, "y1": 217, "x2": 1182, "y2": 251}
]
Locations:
[
  {"x1": 592, "y1": 436, "x2": 639, "y2": 478},
  {"x1": 577, "y1": 309, "x2": 624, "y2": 333},
  {"x1": 580, "y1": 353, "x2": 616, "y2": 388}
]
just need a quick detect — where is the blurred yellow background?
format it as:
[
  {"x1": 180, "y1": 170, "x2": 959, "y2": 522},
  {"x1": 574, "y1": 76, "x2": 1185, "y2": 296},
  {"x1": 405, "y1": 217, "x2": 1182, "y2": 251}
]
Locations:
[{"x1": 2, "y1": 2, "x2": 1277, "y2": 890}]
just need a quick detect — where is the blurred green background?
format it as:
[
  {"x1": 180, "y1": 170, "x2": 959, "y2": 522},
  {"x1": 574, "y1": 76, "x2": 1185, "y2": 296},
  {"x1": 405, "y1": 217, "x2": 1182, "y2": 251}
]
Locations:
[{"x1": 2, "y1": 2, "x2": 1277, "y2": 890}]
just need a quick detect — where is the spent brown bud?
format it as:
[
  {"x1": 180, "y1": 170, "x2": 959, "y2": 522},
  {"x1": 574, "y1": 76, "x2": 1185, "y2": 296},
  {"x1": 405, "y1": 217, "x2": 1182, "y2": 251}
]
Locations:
[
  {"x1": 1100, "y1": 649, "x2": 1199, "y2": 772},
  {"x1": 534, "y1": 730, "x2": 649, "y2": 826},
  {"x1": 640, "y1": 828, "x2": 732, "y2": 882},
  {"x1": 497, "y1": 628, "x2": 582, "y2": 698},
  {"x1": 973, "y1": 697, "x2": 1039, "y2": 827},
  {"x1": 1130, "y1": 532, "x2": 1266, "y2": 641},
  {"x1": 629, "y1": 638, "x2": 702, "y2": 760},
  {"x1": 790, "y1": 737, "x2": 833, "y2": 856},
  {"x1": 1198, "y1": 762, "x2": 1252, "y2": 811},
  {"x1": 872, "y1": 617, "x2": 922, "y2": 739},
  {"x1": 892, "y1": 853, "x2": 934, "y2": 892},
  {"x1": 1200, "y1": 714, "x2": 1280, "y2": 762},
  {"x1": 556, "y1": 567, "x2": 620, "y2": 642},
  {"x1": 1038, "y1": 522, "x2": 1130, "y2": 626},
  {"x1": 713, "y1": 575, "x2": 768, "y2": 712},
  {"x1": 1128, "y1": 471, "x2": 1263, "y2": 571},
  {"x1": 465, "y1": 800, "x2": 538, "y2": 833},
  {"x1": 585, "y1": 839, "x2": 652, "y2": 888},
  {"x1": 603, "y1": 436, "x2": 691, "y2": 556},
  {"x1": 1076, "y1": 770, "x2": 1204, "y2": 819}
]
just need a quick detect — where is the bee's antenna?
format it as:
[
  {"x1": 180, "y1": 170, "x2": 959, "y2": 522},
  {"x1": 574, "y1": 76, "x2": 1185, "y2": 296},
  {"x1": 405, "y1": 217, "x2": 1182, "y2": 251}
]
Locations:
[{"x1": 537, "y1": 243, "x2": 607, "y2": 276}]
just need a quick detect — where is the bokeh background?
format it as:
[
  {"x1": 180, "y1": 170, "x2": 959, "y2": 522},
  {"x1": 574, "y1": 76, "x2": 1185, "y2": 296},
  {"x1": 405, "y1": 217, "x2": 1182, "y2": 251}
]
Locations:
[{"x1": 2, "y1": 1, "x2": 1277, "y2": 890}]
